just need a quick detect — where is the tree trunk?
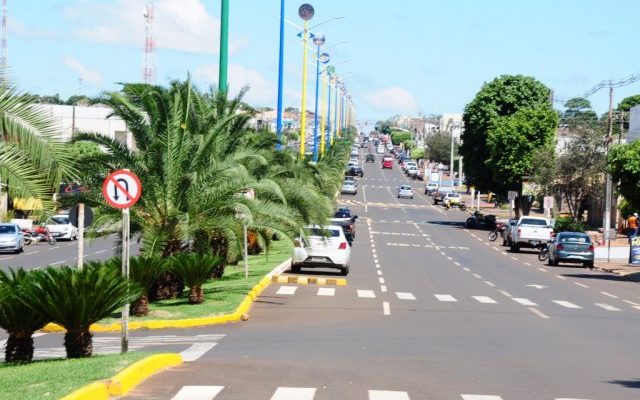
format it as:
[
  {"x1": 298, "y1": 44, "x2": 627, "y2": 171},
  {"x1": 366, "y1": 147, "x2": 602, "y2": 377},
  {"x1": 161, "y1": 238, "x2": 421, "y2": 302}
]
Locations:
[
  {"x1": 132, "y1": 294, "x2": 149, "y2": 317},
  {"x1": 5, "y1": 331, "x2": 34, "y2": 363},
  {"x1": 516, "y1": 195, "x2": 532, "y2": 216},
  {"x1": 188, "y1": 286, "x2": 204, "y2": 304},
  {"x1": 148, "y1": 271, "x2": 184, "y2": 301},
  {"x1": 64, "y1": 329, "x2": 93, "y2": 358}
]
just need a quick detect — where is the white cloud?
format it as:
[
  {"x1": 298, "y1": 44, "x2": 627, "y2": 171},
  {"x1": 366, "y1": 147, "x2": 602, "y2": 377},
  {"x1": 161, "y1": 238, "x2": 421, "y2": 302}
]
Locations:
[
  {"x1": 65, "y1": 0, "x2": 248, "y2": 54},
  {"x1": 195, "y1": 64, "x2": 276, "y2": 105},
  {"x1": 63, "y1": 57, "x2": 103, "y2": 86},
  {"x1": 367, "y1": 87, "x2": 418, "y2": 115}
]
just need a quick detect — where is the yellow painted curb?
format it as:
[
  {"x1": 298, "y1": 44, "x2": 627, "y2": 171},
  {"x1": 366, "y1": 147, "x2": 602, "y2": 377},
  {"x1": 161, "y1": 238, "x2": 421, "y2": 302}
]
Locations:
[
  {"x1": 41, "y1": 260, "x2": 290, "y2": 333},
  {"x1": 271, "y1": 275, "x2": 347, "y2": 286},
  {"x1": 108, "y1": 353, "x2": 183, "y2": 396},
  {"x1": 60, "y1": 381, "x2": 109, "y2": 400}
]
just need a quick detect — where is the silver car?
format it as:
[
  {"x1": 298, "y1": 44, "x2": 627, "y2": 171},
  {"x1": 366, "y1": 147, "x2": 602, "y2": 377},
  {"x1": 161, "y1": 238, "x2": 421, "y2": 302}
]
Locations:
[
  {"x1": 341, "y1": 181, "x2": 357, "y2": 195},
  {"x1": 0, "y1": 223, "x2": 24, "y2": 253},
  {"x1": 397, "y1": 184, "x2": 414, "y2": 199},
  {"x1": 548, "y1": 232, "x2": 594, "y2": 268}
]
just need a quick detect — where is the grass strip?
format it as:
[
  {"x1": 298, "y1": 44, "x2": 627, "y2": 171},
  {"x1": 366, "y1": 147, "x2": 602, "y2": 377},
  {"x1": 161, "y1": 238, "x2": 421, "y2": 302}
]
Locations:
[
  {"x1": 99, "y1": 239, "x2": 292, "y2": 323},
  {"x1": 0, "y1": 352, "x2": 150, "y2": 400}
]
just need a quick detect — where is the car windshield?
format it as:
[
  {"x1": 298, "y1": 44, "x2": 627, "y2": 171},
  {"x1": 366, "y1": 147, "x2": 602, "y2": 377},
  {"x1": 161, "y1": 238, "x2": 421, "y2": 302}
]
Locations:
[
  {"x1": 0, "y1": 225, "x2": 16, "y2": 234},
  {"x1": 558, "y1": 234, "x2": 591, "y2": 244},
  {"x1": 400, "y1": 185, "x2": 411, "y2": 190},
  {"x1": 520, "y1": 218, "x2": 548, "y2": 226},
  {"x1": 49, "y1": 216, "x2": 69, "y2": 224},
  {"x1": 308, "y1": 228, "x2": 341, "y2": 237},
  {"x1": 334, "y1": 210, "x2": 351, "y2": 218}
]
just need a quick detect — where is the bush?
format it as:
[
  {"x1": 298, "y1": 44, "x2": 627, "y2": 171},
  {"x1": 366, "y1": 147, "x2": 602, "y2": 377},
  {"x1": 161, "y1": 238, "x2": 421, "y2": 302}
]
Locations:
[
  {"x1": 391, "y1": 131, "x2": 412, "y2": 145},
  {"x1": 170, "y1": 253, "x2": 223, "y2": 304},
  {"x1": 553, "y1": 217, "x2": 587, "y2": 233}
]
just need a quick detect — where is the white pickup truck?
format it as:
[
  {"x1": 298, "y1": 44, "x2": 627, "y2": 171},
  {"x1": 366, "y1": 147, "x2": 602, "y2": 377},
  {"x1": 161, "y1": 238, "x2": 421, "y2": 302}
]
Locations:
[{"x1": 509, "y1": 216, "x2": 553, "y2": 252}]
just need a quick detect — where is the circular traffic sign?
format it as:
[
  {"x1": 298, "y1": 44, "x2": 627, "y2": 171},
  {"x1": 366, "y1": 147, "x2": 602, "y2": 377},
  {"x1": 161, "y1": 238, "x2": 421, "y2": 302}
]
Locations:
[
  {"x1": 298, "y1": 4, "x2": 314, "y2": 21},
  {"x1": 102, "y1": 170, "x2": 142, "y2": 209}
]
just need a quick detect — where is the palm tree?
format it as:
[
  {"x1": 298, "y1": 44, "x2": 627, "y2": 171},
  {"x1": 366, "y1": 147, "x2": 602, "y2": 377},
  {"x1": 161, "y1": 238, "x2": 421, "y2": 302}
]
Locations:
[
  {"x1": 0, "y1": 269, "x2": 49, "y2": 362},
  {"x1": 0, "y1": 85, "x2": 77, "y2": 210},
  {"x1": 107, "y1": 256, "x2": 169, "y2": 316},
  {"x1": 15, "y1": 264, "x2": 140, "y2": 358},
  {"x1": 170, "y1": 253, "x2": 222, "y2": 304}
]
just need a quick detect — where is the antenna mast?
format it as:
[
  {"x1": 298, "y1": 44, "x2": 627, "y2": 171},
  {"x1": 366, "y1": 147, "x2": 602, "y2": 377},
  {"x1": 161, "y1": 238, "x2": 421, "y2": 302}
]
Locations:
[{"x1": 142, "y1": 1, "x2": 156, "y2": 84}]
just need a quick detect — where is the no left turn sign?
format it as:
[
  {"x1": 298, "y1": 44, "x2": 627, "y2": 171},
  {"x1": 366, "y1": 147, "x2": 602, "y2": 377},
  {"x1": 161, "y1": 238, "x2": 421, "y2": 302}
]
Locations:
[{"x1": 102, "y1": 170, "x2": 142, "y2": 209}]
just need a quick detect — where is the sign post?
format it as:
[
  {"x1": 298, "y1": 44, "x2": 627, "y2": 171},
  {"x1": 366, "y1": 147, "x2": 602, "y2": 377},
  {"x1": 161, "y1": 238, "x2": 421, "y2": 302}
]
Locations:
[
  {"x1": 102, "y1": 170, "x2": 141, "y2": 354},
  {"x1": 77, "y1": 203, "x2": 84, "y2": 270}
]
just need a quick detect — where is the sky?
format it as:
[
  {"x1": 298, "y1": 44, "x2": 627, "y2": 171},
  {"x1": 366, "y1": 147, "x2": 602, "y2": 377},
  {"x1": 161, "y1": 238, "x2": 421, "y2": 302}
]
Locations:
[{"x1": 7, "y1": 0, "x2": 640, "y2": 123}]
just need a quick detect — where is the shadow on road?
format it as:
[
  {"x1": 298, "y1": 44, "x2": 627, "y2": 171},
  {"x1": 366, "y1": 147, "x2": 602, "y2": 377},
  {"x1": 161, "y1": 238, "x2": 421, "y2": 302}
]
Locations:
[
  {"x1": 607, "y1": 378, "x2": 640, "y2": 389},
  {"x1": 562, "y1": 272, "x2": 639, "y2": 282},
  {"x1": 426, "y1": 220, "x2": 466, "y2": 228},
  {"x1": 283, "y1": 268, "x2": 343, "y2": 277}
]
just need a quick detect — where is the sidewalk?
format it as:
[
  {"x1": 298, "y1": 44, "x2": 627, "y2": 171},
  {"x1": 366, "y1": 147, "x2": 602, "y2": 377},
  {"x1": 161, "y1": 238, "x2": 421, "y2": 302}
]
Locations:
[{"x1": 594, "y1": 260, "x2": 640, "y2": 281}]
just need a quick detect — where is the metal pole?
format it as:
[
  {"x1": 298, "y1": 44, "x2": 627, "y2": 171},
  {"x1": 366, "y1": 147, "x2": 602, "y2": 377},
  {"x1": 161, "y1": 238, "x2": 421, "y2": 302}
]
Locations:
[
  {"x1": 603, "y1": 85, "x2": 613, "y2": 254},
  {"x1": 320, "y1": 67, "x2": 327, "y2": 157},
  {"x1": 77, "y1": 203, "x2": 84, "y2": 270},
  {"x1": 275, "y1": 0, "x2": 285, "y2": 150},
  {"x1": 326, "y1": 75, "x2": 332, "y2": 152},
  {"x1": 218, "y1": 0, "x2": 229, "y2": 92},
  {"x1": 243, "y1": 222, "x2": 249, "y2": 279},
  {"x1": 336, "y1": 87, "x2": 341, "y2": 138},
  {"x1": 458, "y1": 156, "x2": 463, "y2": 191},
  {"x1": 121, "y1": 207, "x2": 130, "y2": 353},
  {"x1": 449, "y1": 131, "x2": 454, "y2": 186},
  {"x1": 298, "y1": 20, "x2": 309, "y2": 158},
  {"x1": 312, "y1": 44, "x2": 321, "y2": 161}
]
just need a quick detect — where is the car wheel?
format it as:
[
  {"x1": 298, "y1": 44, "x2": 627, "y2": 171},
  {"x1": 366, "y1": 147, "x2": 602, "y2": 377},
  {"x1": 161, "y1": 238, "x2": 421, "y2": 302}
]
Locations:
[
  {"x1": 547, "y1": 256, "x2": 553, "y2": 266},
  {"x1": 410, "y1": 196, "x2": 414, "y2": 199},
  {"x1": 584, "y1": 261, "x2": 594, "y2": 269},
  {"x1": 552, "y1": 258, "x2": 559, "y2": 266},
  {"x1": 340, "y1": 266, "x2": 349, "y2": 276},
  {"x1": 510, "y1": 244, "x2": 519, "y2": 253},
  {"x1": 291, "y1": 264, "x2": 301, "y2": 274}
]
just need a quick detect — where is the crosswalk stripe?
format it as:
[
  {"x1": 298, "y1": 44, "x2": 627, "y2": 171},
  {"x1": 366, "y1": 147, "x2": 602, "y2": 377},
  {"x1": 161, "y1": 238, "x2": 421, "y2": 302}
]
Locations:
[
  {"x1": 271, "y1": 387, "x2": 316, "y2": 400},
  {"x1": 512, "y1": 298, "x2": 537, "y2": 306},
  {"x1": 317, "y1": 287, "x2": 335, "y2": 296},
  {"x1": 435, "y1": 294, "x2": 457, "y2": 302},
  {"x1": 472, "y1": 296, "x2": 497, "y2": 304},
  {"x1": 553, "y1": 300, "x2": 582, "y2": 309},
  {"x1": 369, "y1": 390, "x2": 410, "y2": 399},
  {"x1": 171, "y1": 386, "x2": 224, "y2": 400},
  {"x1": 396, "y1": 292, "x2": 416, "y2": 300},
  {"x1": 357, "y1": 289, "x2": 376, "y2": 298},
  {"x1": 180, "y1": 343, "x2": 217, "y2": 362},
  {"x1": 276, "y1": 286, "x2": 297, "y2": 295},
  {"x1": 461, "y1": 395, "x2": 503, "y2": 400},
  {"x1": 555, "y1": 398, "x2": 592, "y2": 400},
  {"x1": 595, "y1": 303, "x2": 621, "y2": 312}
]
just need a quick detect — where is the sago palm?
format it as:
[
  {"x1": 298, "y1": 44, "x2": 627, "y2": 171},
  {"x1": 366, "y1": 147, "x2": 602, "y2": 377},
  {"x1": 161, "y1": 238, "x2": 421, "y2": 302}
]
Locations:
[
  {"x1": 15, "y1": 264, "x2": 140, "y2": 358},
  {"x1": 107, "y1": 256, "x2": 169, "y2": 316},
  {"x1": 0, "y1": 269, "x2": 49, "y2": 362},
  {"x1": 170, "y1": 253, "x2": 222, "y2": 304}
]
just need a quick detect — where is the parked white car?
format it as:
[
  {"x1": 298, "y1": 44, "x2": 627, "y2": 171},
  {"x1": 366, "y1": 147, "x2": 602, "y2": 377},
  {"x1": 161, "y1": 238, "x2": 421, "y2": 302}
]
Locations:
[
  {"x1": 397, "y1": 184, "x2": 414, "y2": 199},
  {"x1": 291, "y1": 225, "x2": 351, "y2": 275},
  {"x1": 509, "y1": 216, "x2": 553, "y2": 252},
  {"x1": 45, "y1": 215, "x2": 78, "y2": 240}
]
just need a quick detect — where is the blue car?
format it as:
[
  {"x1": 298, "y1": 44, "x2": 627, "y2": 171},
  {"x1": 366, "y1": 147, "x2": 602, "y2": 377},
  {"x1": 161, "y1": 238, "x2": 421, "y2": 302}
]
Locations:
[
  {"x1": 0, "y1": 223, "x2": 24, "y2": 254},
  {"x1": 548, "y1": 232, "x2": 594, "y2": 268}
]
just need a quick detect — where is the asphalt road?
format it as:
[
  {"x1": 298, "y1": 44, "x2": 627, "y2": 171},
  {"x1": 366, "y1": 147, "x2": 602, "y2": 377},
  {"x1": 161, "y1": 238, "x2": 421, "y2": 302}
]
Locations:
[{"x1": 15, "y1": 149, "x2": 640, "y2": 399}]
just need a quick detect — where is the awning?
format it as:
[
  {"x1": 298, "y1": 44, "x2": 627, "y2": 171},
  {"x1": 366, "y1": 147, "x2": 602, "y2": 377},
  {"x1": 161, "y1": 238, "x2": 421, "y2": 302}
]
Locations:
[{"x1": 12, "y1": 197, "x2": 43, "y2": 210}]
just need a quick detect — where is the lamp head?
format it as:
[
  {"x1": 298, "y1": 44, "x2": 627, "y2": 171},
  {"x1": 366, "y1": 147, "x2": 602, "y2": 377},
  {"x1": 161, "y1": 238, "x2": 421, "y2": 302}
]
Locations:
[{"x1": 312, "y1": 33, "x2": 325, "y2": 46}]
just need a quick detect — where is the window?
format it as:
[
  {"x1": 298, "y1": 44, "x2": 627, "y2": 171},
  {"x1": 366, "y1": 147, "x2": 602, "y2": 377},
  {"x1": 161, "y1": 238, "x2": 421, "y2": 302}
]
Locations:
[
  {"x1": 559, "y1": 234, "x2": 590, "y2": 244},
  {"x1": 309, "y1": 229, "x2": 340, "y2": 237},
  {"x1": 0, "y1": 225, "x2": 16, "y2": 234},
  {"x1": 520, "y1": 218, "x2": 548, "y2": 226}
]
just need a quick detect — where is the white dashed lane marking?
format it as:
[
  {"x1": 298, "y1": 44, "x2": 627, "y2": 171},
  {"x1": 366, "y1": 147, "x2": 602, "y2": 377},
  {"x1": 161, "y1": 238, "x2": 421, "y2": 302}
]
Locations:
[
  {"x1": 553, "y1": 300, "x2": 582, "y2": 309},
  {"x1": 396, "y1": 292, "x2": 416, "y2": 300},
  {"x1": 595, "y1": 303, "x2": 621, "y2": 312},
  {"x1": 512, "y1": 298, "x2": 537, "y2": 306},
  {"x1": 434, "y1": 294, "x2": 457, "y2": 302},
  {"x1": 317, "y1": 287, "x2": 335, "y2": 296},
  {"x1": 277, "y1": 286, "x2": 297, "y2": 295},
  {"x1": 357, "y1": 290, "x2": 376, "y2": 298},
  {"x1": 473, "y1": 296, "x2": 497, "y2": 304}
]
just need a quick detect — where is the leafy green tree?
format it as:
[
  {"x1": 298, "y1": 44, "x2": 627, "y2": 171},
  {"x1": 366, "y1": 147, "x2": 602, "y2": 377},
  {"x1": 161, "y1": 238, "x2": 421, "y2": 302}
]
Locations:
[
  {"x1": 425, "y1": 132, "x2": 455, "y2": 164},
  {"x1": 608, "y1": 140, "x2": 640, "y2": 211},
  {"x1": 390, "y1": 131, "x2": 411, "y2": 145},
  {"x1": 562, "y1": 97, "x2": 598, "y2": 129},
  {"x1": 460, "y1": 74, "x2": 554, "y2": 194},
  {"x1": 617, "y1": 94, "x2": 640, "y2": 112}
]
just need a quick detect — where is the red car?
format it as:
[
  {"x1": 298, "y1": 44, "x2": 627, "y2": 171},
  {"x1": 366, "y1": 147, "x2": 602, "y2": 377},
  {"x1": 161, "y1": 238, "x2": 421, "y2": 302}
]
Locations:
[{"x1": 382, "y1": 157, "x2": 393, "y2": 169}]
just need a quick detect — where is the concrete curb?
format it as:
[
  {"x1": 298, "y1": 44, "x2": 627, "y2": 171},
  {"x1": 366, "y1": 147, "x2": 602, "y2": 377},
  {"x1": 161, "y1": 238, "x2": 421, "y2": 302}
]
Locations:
[
  {"x1": 42, "y1": 258, "x2": 292, "y2": 333},
  {"x1": 271, "y1": 275, "x2": 347, "y2": 286},
  {"x1": 60, "y1": 353, "x2": 183, "y2": 400}
]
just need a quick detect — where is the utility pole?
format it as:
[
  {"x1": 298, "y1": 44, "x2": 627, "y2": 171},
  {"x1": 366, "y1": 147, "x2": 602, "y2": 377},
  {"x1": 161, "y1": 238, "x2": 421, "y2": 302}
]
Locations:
[
  {"x1": 218, "y1": 0, "x2": 229, "y2": 92},
  {"x1": 603, "y1": 84, "x2": 613, "y2": 257}
]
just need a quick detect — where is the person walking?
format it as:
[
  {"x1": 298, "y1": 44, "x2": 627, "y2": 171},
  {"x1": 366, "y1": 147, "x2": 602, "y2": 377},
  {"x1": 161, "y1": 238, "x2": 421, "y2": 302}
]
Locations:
[{"x1": 628, "y1": 213, "x2": 639, "y2": 238}]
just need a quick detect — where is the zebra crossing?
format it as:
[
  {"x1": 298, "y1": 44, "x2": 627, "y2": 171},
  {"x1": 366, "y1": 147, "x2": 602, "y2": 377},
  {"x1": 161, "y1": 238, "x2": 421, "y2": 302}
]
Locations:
[
  {"x1": 166, "y1": 386, "x2": 591, "y2": 400},
  {"x1": 272, "y1": 285, "x2": 638, "y2": 314}
]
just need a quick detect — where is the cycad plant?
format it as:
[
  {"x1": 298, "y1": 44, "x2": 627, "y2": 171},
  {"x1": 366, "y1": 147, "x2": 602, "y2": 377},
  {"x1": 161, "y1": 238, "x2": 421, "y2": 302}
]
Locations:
[
  {"x1": 0, "y1": 269, "x2": 49, "y2": 362},
  {"x1": 170, "y1": 253, "x2": 222, "y2": 304},
  {"x1": 15, "y1": 264, "x2": 140, "y2": 358},
  {"x1": 107, "y1": 256, "x2": 169, "y2": 316}
]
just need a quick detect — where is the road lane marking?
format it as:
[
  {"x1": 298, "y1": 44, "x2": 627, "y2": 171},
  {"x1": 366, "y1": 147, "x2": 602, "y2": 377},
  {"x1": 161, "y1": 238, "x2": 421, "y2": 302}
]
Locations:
[
  {"x1": 317, "y1": 287, "x2": 335, "y2": 296},
  {"x1": 498, "y1": 290, "x2": 512, "y2": 298},
  {"x1": 357, "y1": 290, "x2": 376, "y2": 298},
  {"x1": 24, "y1": 251, "x2": 40, "y2": 255},
  {"x1": 472, "y1": 273, "x2": 482, "y2": 279},
  {"x1": 595, "y1": 303, "x2": 621, "y2": 312},
  {"x1": 528, "y1": 308, "x2": 550, "y2": 319},
  {"x1": 369, "y1": 390, "x2": 409, "y2": 400},
  {"x1": 510, "y1": 256, "x2": 518, "y2": 261},
  {"x1": 553, "y1": 300, "x2": 582, "y2": 309},
  {"x1": 470, "y1": 233, "x2": 477, "y2": 238},
  {"x1": 461, "y1": 395, "x2": 503, "y2": 400},
  {"x1": 538, "y1": 267, "x2": 547, "y2": 272},
  {"x1": 512, "y1": 298, "x2": 537, "y2": 306},
  {"x1": 381, "y1": 285, "x2": 387, "y2": 292},
  {"x1": 50, "y1": 260, "x2": 66, "y2": 265},
  {"x1": 379, "y1": 277, "x2": 385, "y2": 284},
  {"x1": 271, "y1": 387, "x2": 316, "y2": 400},
  {"x1": 372, "y1": 248, "x2": 376, "y2": 253},
  {"x1": 601, "y1": 291, "x2": 618, "y2": 298},
  {"x1": 446, "y1": 256, "x2": 453, "y2": 261},
  {"x1": 463, "y1": 267, "x2": 470, "y2": 272},
  {"x1": 473, "y1": 296, "x2": 497, "y2": 304},
  {"x1": 524, "y1": 262, "x2": 532, "y2": 266},
  {"x1": 170, "y1": 386, "x2": 224, "y2": 400},
  {"x1": 382, "y1": 301, "x2": 390, "y2": 315},
  {"x1": 555, "y1": 275, "x2": 567, "y2": 280},
  {"x1": 276, "y1": 286, "x2": 297, "y2": 295},
  {"x1": 180, "y1": 343, "x2": 217, "y2": 362},
  {"x1": 484, "y1": 281, "x2": 495, "y2": 287},
  {"x1": 623, "y1": 300, "x2": 639, "y2": 306},
  {"x1": 0, "y1": 256, "x2": 12, "y2": 260},
  {"x1": 574, "y1": 282, "x2": 589, "y2": 288},
  {"x1": 435, "y1": 294, "x2": 457, "y2": 302},
  {"x1": 439, "y1": 251, "x2": 446, "y2": 256},
  {"x1": 454, "y1": 262, "x2": 461, "y2": 266},
  {"x1": 396, "y1": 292, "x2": 416, "y2": 300},
  {"x1": 95, "y1": 250, "x2": 107, "y2": 254},
  {"x1": 377, "y1": 270, "x2": 382, "y2": 276}
]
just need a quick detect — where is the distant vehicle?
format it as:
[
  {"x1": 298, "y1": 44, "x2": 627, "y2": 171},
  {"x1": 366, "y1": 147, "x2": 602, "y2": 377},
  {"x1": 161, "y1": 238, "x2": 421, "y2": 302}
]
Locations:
[
  {"x1": 45, "y1": 214, "x2": 78, "y2": 241},
  {"x1": 382, "y1": 157, "x2": 393, "y2": 169},
  {"x1": 331, "y1": 207, "x2": 358, "y2": 244},
  {"x1": 347, "y1": 161, "x2": 358, "y2": 168},
  {"x1": 425, "y1": 182, "x2": 439, "y2": 195},
  {"x1": 547, "y1": 232, "x2": 594, "y2": 268},
  {"x1": 377, "y1": 144, "x2": 385, "y2": 154},
  {"x1": 510, "y1": 216, "x2": 554, "y2": 252},
  {"x1": 365, "y1": 154, "x2": 375, "y2": 163},
  {"x1": 433, "y1": 187, "x2": 455, "y2": 204},
  {"x1": 0, "y1": 223, "x2": 24, "y2": 253},
  {"x1": 346, "y1": 166, "x2": 364, "y2": 178},
  {"x1": 397, "y1": 184, "x2": 414, "y2": 199},
  {"x1": 341, "y1": 181, "x2": 358, "y2": 195},
  {"x1": 291, "y1": 225, "x2": 351, "y2": 275}
]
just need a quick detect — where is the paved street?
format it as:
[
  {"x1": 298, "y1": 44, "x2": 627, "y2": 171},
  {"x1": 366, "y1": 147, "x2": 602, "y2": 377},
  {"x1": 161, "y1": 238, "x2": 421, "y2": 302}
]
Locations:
[{"x1": 21, "y1": 150, "x2": 640, "y2": 399}]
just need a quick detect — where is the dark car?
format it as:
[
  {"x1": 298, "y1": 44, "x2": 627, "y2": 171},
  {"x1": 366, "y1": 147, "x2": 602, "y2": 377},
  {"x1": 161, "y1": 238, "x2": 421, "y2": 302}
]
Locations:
[
  {"x1": 346, "y1": 166, "x2": 364, "y2": 177},
  {"x1": 332, "y1": 207, "x2": 358, "y2": 243},
  {"x1": 548, "y1": 232, "x2": 594, "y2": 268},
  {"x1": 365, "y1": 154, "x2": 375, "y2": 163}
]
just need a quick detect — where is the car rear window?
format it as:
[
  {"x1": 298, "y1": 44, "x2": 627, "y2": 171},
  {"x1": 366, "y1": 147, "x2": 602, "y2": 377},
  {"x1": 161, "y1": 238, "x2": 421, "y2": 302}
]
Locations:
[
  {"x1": 309, "y1": 229, "x2": 341, "y2": 237},
  {"x1": 0, "y1": 225, "x2": 16, "y2": 234},
  {"x1": 400, "y1": 185, "x2": 411, "y2": 190},
  {"x1": 520, "y1": 218, "x2": 548, "y2": 226},
  {"x1": 558, "y1": 234, "x2": 591, "y2": 243}
]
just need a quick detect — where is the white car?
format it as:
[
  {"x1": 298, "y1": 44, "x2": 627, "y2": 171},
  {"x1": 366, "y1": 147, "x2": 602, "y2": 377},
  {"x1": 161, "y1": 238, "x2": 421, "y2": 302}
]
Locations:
[
  {"x1": 397, "y1": 184, "x2": 414, "y2": 199},
  {"x1": 376, "y1": 145, "x2": 385, "y2": 154},
  {"x1": 291, "y1": 225, "x2": 351, "y2": 275},
  {"x1": 45, "y1": 215, "x2": 78, "y2": 240},
  {"x1": 341, "y1": 181, "x2": 358, "y2": 195}
]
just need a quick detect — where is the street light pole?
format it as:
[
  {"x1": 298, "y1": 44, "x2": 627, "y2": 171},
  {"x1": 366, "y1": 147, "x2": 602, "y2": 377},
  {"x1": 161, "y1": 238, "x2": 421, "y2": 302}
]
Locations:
[
  {"x1": 297, "y1": 4, "x2": 314, "y2": 158},
  {"x1": 311, "y1": 34, "x2": 326, "y2": 162},
  {"x1": 275, "y1": 0, "x2": 285, "y2": 150},
  {"x1": 326, "y1": 73, "x2": 333, "y2": 152},
  {"x1": 218, "y1": 0, "x2": 229, "y2": 92},
  {"x1": 320, "y1": 66, "x2": 327, "y2": 157}
]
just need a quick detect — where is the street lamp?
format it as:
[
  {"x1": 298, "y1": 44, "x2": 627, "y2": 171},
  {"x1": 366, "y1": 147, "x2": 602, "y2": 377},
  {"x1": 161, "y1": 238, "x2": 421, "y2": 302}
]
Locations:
[
  {"x1": 312, "y1": 33, "x2": 327, "y2": 161},
  {"x1": 275, "y1": 0, "x2": 285, "y2": 150},
  {"x1": 297, "y1": 4, "x2": 314, "y2": 159}
]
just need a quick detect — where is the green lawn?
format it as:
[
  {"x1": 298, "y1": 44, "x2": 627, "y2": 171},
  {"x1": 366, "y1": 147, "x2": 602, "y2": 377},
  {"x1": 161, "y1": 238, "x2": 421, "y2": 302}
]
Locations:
[
  {"x1": 0, "y1": 352, "x2": 149, "y2": 400},
  {"x1": 99, "y1": 239, "x2": 292, "y2": 323}
]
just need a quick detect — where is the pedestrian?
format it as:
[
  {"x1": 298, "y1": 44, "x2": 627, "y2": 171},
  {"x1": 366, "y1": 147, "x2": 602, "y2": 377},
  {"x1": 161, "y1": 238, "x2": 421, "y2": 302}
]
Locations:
[{"x1": 628, "y1": 213, "x2": 639, "y2": 238}]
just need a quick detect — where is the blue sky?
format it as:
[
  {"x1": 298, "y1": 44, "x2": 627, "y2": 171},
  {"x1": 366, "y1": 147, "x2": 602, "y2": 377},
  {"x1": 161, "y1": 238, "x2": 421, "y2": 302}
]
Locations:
[{"x1": 7, "y1": 0, "x2": 640, "y2": 122}]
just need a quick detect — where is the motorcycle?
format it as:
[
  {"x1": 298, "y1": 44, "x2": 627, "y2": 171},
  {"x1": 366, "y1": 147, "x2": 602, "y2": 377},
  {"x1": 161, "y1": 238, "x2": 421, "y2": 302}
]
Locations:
[
  {"x1": 443, "y1": 198, "x2": 467, "y2": 211},
  {"x1": 30, "y1": 226, "x2": 56, "y2": 245},
  {"x1": 488, "y1": 223, "x2": 505, "y2": 241},
  {"x1": 466, "y1": 211, "x2": 496, "y2": 229},
  {"x1": 21, "y1": 228, "x2": 33, "y2": 245}
]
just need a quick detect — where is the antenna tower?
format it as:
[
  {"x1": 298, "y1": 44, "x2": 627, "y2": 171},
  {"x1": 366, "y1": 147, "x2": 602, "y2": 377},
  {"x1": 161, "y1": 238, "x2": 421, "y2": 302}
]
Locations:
[
  {"x1": 142, "y1": 1, "x2": 156, "y2": 84},
  {"x1": 1, "y1": 0, "x2": 7, "y2": 75}
]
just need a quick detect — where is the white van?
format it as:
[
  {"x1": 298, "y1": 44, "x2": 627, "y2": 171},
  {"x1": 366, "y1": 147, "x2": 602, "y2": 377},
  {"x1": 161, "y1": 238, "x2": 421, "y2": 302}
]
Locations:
[{"x1": 376, "y1": 144, "x2": 385, "y2": 154}]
